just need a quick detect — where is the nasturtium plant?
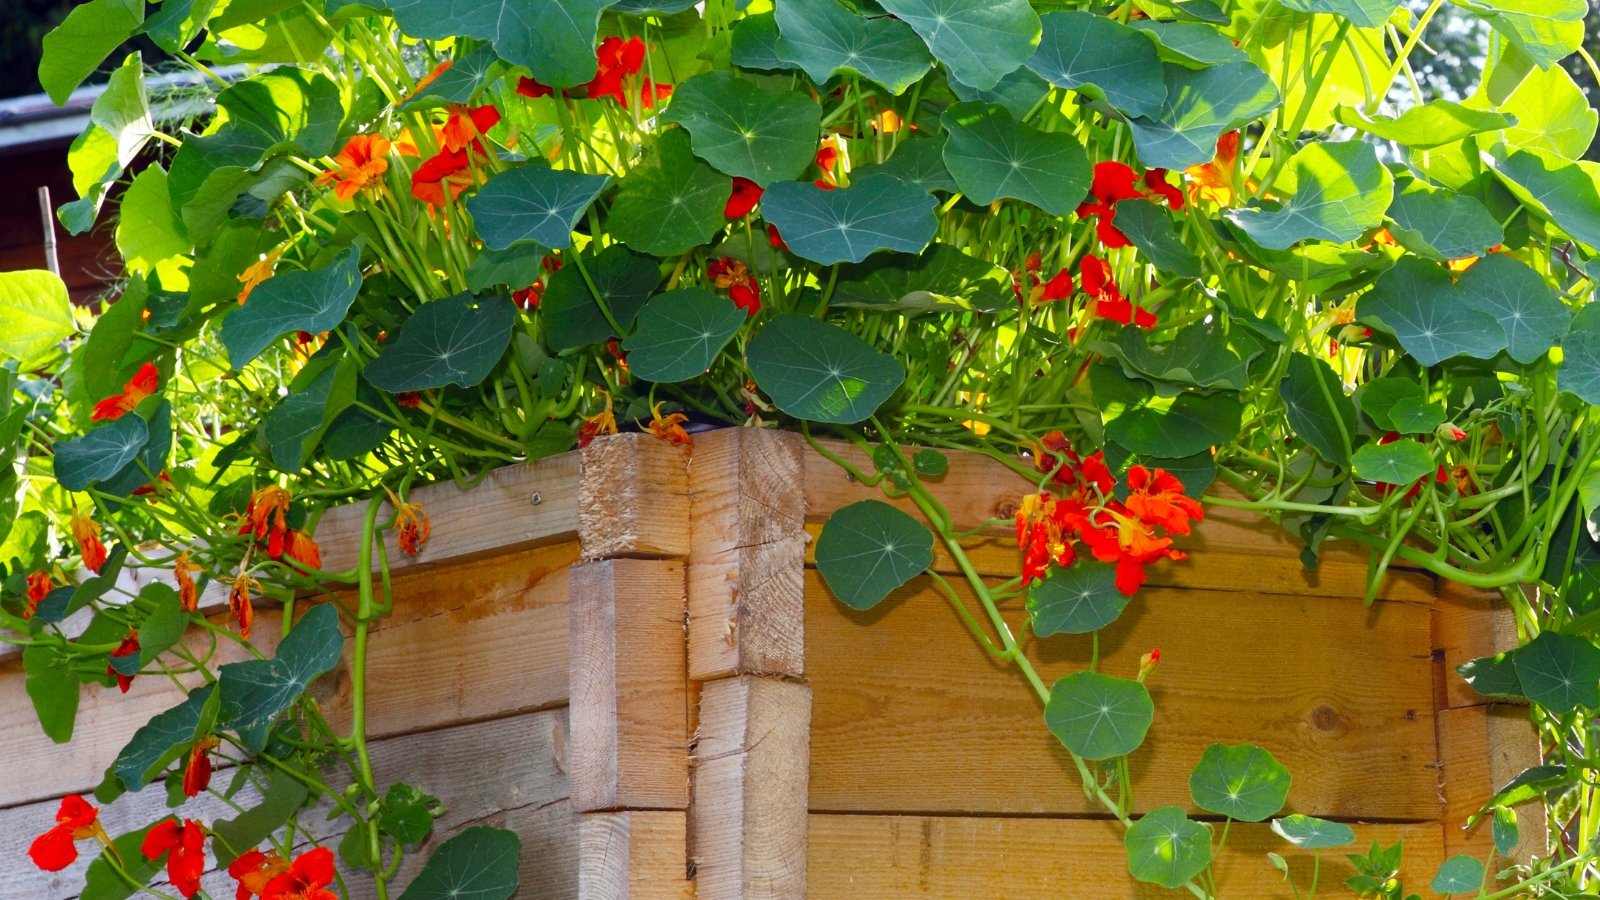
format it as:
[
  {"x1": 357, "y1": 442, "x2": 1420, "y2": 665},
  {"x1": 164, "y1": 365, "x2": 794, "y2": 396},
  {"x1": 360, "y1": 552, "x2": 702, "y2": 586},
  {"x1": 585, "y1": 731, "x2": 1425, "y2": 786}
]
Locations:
[
  {"x1": 815, "y1": 499, "x2": 934, "y2": 610},
  {"x1": 1187, "y1": 742, "x2": 1291, "y2": 823}
]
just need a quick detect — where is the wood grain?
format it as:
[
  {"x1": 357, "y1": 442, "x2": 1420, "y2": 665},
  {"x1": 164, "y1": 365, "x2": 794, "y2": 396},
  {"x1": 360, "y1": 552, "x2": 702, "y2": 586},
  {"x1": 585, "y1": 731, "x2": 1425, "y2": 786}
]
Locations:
[
  {"x1": 1437, "y1": 703, "x2": 1545, "y2": 864},
  {"x1": 579, "y1": 433, "x2": 691, "y2": 560},
  {"x1": 569, "y1": 559, "x2": 689, "y2": 812},
  {"x1": 805, "y1": 570, "x2": 1439, "y2": 820},
  {"x1": 687, "y1": 427, "x2": 808, "y2": 680},
  {"x1": 578, "y1": 811, "x2": 691, "y2": 899},
  {"x1": 1433, "y1": 581, "x2": 1524, "y2": 711},
  {"x1": 316, "y1": 451, "x2": 582, "y2": 574},
  {"x1": 808, "y1": 814, "x2": 1446, "y2": 899},
  {"x1": 693, "y1": 675, "x2": 811, "y2": 900}
]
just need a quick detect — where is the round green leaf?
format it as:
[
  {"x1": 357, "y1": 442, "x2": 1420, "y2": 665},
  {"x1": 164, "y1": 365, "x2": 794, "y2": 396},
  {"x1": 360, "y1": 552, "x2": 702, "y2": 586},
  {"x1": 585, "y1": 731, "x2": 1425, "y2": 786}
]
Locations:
[
  {"x1": 1124, "y1": 807, "x2": 1213, "y2": 889},
  {"x1": 1457, "y1": 652, "x2": 1524, "y2": 700},
  {"x1": 1115, "y1": 200, "x2": 1202, "y2": 277},
  {"x1": 1385, "y1": 181, "x2": 1504, "y2": 261},
  {"x1": 1027, "y1": 12, "x2": 1165, "y2": 119},
  {"x1": 1188, "y1": 742, "x2": 1291, "y2": 822},
  {"x1": 55, "y1": 413, "x2": 149, "y2": 492},
  {"x1": 662, "y1": 71, "x2": 822, "y2": 186},
  {"x1": 1357, "y1": 256, "x2": 1506, "y2": 366},
  {"x1": 877, "y1": 0, "x2": 1041, "y2": 92},
  {"x1": 1511, "y1": 630, "x2": 1600, "y2": 714},
  {"x1": 609, "y1": 129, "x2": 731, "y2": 257},
  {"x1": 116, "y1": 166, "x2": 189, "y2": 273},
  {"x1": 772, "y1": 0, "x2": 932, "y2": 94},
  {"x1": 1270, "y1": 814, "x2": 1355, "y2": 849},
  {"x1": 398, "y1": 826, "x2": 521, "y2": 900},
  {"x1": 622, "y1": 288, "x2": 747, "y2": 383},
  {"x1": 746, "y1": 315, "x2": 906, "y2": 424},
  {"x1": 852, "y1": 139, "x2": 958, "y2": 194},
  {"x1": 38, "y1": 0, "x2": 144, "y2": 105},
  {"x1": 1492, "y1": 807, "x2": 1519, "y2": 858},
  {"x1": 400, "y1": 44, "x2": 506, "y2": 111},
  {"x1": 1353, "y1": 441, "x2": 1435, "y2": 486},
  {"x1": 912, "y1": 449, "x2": 948, "y2": 476},
  {"x1": 385, "y1": 0, "x2": 609, "y2": 89},
  {"x1": 1431, "y1": 855, "x2": 1484, "y2": 895},
  {"x1": 541, "y1": 245, "x2": 660, "y2": 351},
  {"x1": 1128, "y1": 61, "x2": 1280, "y2": 170},
  {"x1": 1357, "y1": 377, "x2": 1424, "y2": 432},
  {"x1": 1028, "y1": 562, "x2": 1130, "y2": 636},
  {"x1": 939, "y1": 102, "x2": 1091, "y2": 216},
  {"x1": 1045, "y1": 671, "x2": 1153, "y2": 760},
  {"x1": 815, "y1": 499, "x2": 934, "y2": 610},
  {"x1": 1228, "y1": 142, "x2": 1393, "y2": 250},
  {"x1": 761, "y1": 175, "x2": 938, "y2": 265},
  {"x1": 0, "y1": 270, "x2": 76, "y2": 367},
  {"x1": 364, "y1": 294, "x2": 517, "y2": 392},
  {"x1": 467, "y1": 165, "x2": 610, "y2": 251},
  {"x1": 221, "y1": 245, "x2": 363, "y2": 368},
  {"x1": 1387, "y1": 396, "x2": 1446, "y2": 435},
  {"x1": 1490, "y1": 149, "x2": 1600, "y2": 251},
  {"x1": 1458, "y1": 254, "x2": 1570, "y2": 365}
]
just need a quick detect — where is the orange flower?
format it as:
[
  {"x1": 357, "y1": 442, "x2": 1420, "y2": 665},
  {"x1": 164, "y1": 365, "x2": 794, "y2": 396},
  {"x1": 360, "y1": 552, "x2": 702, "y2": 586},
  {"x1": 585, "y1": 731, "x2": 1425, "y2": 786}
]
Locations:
[
  {"x1": 385, "y1": 488, "x2": 430, "y2": 557},
  {"x1": 1124, "y1": 466, "x2": 1204, "y2": 536},
  {"x1": 242, "y1": 485, "x2": 292, "y2": 559},
  {"x1": 708, "y1": 257, "x2": 761, "y2": 315},
  {"x1": 576, "y1": 392, "x2": 618, "y2": 448},
  {"x1": 439, "y1": 104, "x2": 500, "y2": 154},
  {"x1": 261, "y1": 846, "x2": 338, "y2": 900},
  {"x1": 71, "y1": 507, "x2": 108, "y2": 574},
  {"x1": 284, "y1": 530, "x2": 322, "y2": 570},
  {"x1": 1080, "y1": 505, "x2": 1186, "y2": 595},
  {"x1": 29, "y1": 795, "x2": 108, "y2": 872},
  {"x1": 25, "y1": 570, "x2": 52, "y2": 618},
  {"x1": 1185, "y1": 131, "x2": 1245, "y2": 207},
  {"x1": 647, "y1": 402, "x2": 692, "y2": 449},
  {"x1": 107, "y1": 630, "x2": 140, "y2": 693},
  {"x1": 410, "y1": 147, "x2": 476, "y2": 207},
  {"x1": 91, "y1": 361, "x2": 160, "y2": 422},
  {"x1": 182, "y1": 736, "x2": 219, "y2": 798},
  {"x1": 174, "y1": 551, "x2": 200, "y2": 612},
  {"x1": 317, "y1": 134, "x2": 391, "y2": 201},
  {"x1": 141, "y1": 818, "x2": 206, "y2": 898},
  {"x1": 237, "y1": 249, "x2": 283, "y2": 305},
  {"x1": 230, "y1": 572, "x2": 260, "y2": 640},
  {"x1": 231, "y1": 849, "x2": 292, "y2": 900}
]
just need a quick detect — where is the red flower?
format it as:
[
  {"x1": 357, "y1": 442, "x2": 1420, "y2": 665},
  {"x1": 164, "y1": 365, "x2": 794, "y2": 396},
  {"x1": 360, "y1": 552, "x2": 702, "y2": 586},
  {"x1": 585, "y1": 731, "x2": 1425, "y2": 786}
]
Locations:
[
  {"x1": 141, "y1": 818, "x2": 207, "y2": 899},
  {"x1": 284, "y1": 530, "x2": 322, "y2": 570},
  {"x1": 512, "y1": 282, "x2": 544, "y2": 309},
  {"x1": 410, "y1": 147, "x2": 475, "y2": 207},
  {"x1": 1080, "y1": 255, "x2": 1155, "y2": 329},
  {"x1": 439, "y1": 104, "x2": 500, "y2": 154},
  {"x1": 107, "y1": 630, "x2": 140, "y2": 693},
  {"x1": 587, "y1": 36, "x2": 648, "y2": 105},
  {"x1": 1438, "y1": 422, "x2": 1468, "y2": 442},
  {"x1": 242, "y1": 485, "x2": 292, "y2": 559},
  {"x1": 725, "y1": 177, "x2": 764, "y2": 219},
  {"x1": 1033, "y1": 268, "x2": 1074, "y2": 303},
  {"x1": 1078, "y1": 503, "x2": 1186, "y2": 596},
  {"x1": 766, "y1": 223, "x2": 788, "y2": 252},
  {"x1": 29, "y1": 795, "x2": 106, "y2": 872},
  {"x1": 639, "y1": 79, "x2": 674, "y2": 108},
  {"x1": 261, "y1": 846, "x2": 338, "y2": 900},
  {"x1": 183, "y1": 737, "x2": 219, "y2": 798},
  {"x1": 516, "y1": 76, "x2": 553, "y2": 99},
  {"x1": 1144, "y1": 169, "x2": 1184, "y2": 211},
  {"x1": 231, "y1": 849, "x2": 292, "y2": 900},
  {"x1": 91, "y1": 362, "x2": 160, "y2": 422},
  {"x1": 708, "y1": 257, "x2": 761, "y2": 315},
  {"x1": 72, "y1": 507, "x2": 108, "y2": 574},
  {"x1": 175, "y1": 551, "x2": 200, "y2": 612},
  {"x1": 396, "y1": 391, "x2": 423, "y2": 408},
  {"x1": 25, "y1": 570, "x2": 52, "y2": 618},
  {"x1": 1125, "y1": 466, "x2": 1204, "y2": 536},
  {"x1": 1138, "y1": 647, "x2": 1161, "y2": 681}
]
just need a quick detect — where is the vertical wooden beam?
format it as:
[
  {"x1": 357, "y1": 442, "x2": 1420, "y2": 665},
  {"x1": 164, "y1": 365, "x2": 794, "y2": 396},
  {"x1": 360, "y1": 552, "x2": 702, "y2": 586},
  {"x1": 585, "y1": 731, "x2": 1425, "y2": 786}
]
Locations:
[
  {"x1": 692, "y1": 675, "x2": 811, "y2": 900},
  {"x1": 578, "y1": 811, "x2": 692, "y2": 899},
  {"x1": 687, "y1": 428, "x2": 807, "y2": 681},
  {"x1": 579, "y1": 433, "x2": 692, "y2": 560},
  {"x1": 569, "y1": 559, "x2": 689, "y2": 812},
  {"x1": 1434, "y1": 581, "x2": 1520, "y2": 711}
]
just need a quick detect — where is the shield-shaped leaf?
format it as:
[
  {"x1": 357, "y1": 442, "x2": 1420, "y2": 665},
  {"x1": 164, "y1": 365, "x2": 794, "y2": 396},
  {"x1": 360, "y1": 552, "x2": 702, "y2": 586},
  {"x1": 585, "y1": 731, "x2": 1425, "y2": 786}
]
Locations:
[
  {"x1": 1386, "y1": 396, "x2": 1446, "y2": 435},
  {"x1": 1028, "y1": 562, "x2": 1130, "y2": 636},
  {"x1": 0, "y1": 270, "x2": 76, "y2": 367},
  {"x1": 940, "y1": 101, "x2": 1091, "y2": 216},
  {"x1": 815, "y1": 499, "x2": 934, "y2": 610},
  {"x1": 23, "y1": 644, "x2": 80, "y2": 744},
  {"x1": 1432, "y1": 856, "x2": 1485, "y2": 894},
  {"x1": 541, "y1": 245, "x2": 660, "y2": 351},
  {"x1": 609, "y1": 129, "x2": 731, "y2": 257},
  {"x1": 1188, "y1": 742, "x2": 1291, "y2": 822},
  {"x1": 1228, "y1": 142, "x2": 1392, "y2": 250},
  {"x1": 851, "y1": 139, "x2": 958, "y2": 194},
  {"x1": 1128, "y1": 61, "x2": 1280, "y2": 170},
  {"x1": 1357, "y1": 256, "x2": 1506, "y2": 366},
  {"x1": 1353, "y1": 441, "x2": 1434, "y2": 486},
  {"x1": 1385, "y1": 180, "x2": 1504, "y2": 261},
  {"x1": 218, "y1": 604, "x2": 345, "y2": 750},
  {"x1": 468, "y1": 165, "x2": 610, "y2": 251},
  {"x1": 1128, "y1": 21, "x2": 1247, "y2": 65},
  {"x1": 1511, "y1": 630, "x2": 1600, "y2": 714},
  {"x1": 1279, "y1": 354, "x2": 1355, "y2": 467},
  {"x1": 1027, "y1": 12, "x2": 1164, "y2": 118},
  {"x1": 1278, "y1": 0, "x2": 1400, "y2": 27},
  {"x1": 55, "y1": 413, "x2": 149, "y2": 491},
  {"x1": 400, "y1": 45, "x2": 506, "y2": 111},
  {"x1": 1124, "y1": 807, "x2": 1213, "y2": 889},
  {"x1": 761, "y1": 175, "x2": 937, "y2": 265},
  {"x1": 364, "y1": 293, "x2": 517, "y2": 392},
  {"x1": 1458, "y1": 254, "x2": 1569, "y2": 365},
  {"x1": 623, "y1": 288, "x2": 747, "y2": 383},
  {"x1": 772, "y1": 0, "x2": 932, "y2": 94},
  {"x1": 1045, "y1": 671, "x2": 1153, "y2": 760},
  {"x1": 1490, "y1": 149, "x2": 1600, "y2": 250},
  {"x1": 1270, "y1": 814, "x2": 1355, "y2": 849},
  {"x1": 385, "y1": 0, "x2": 612, "y2": 89},
  {"x1": 221, "y1": 246, "x2": 363, "y2": 368},
  {"x1": 662, "y1": 72, "x2": 822, "y2": 186},
  {"x1": 746, "y1": 315, "x2": 905, "y2": 424},
  {"x1": 398, "y1": 826, "x2": 521, "y2": 900},
  {"x1": 1457, "y1": 652, "x2": 1524, "y2": 700},
  {"x1": 877, "y1": 0, "x2": 1041, "y2": 92},
  {"x1": 1114, "y1": 201, "x2": 1201, "y2": 277}
]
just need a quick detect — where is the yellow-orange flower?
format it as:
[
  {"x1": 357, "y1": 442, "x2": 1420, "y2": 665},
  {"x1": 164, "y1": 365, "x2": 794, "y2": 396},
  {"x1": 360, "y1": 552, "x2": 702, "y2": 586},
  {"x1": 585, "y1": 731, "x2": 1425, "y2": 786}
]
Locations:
[
  {"x1": 385, "y1": 488, "x2": 431, "y2": 557},
  {"x1": 1185, "y1": 131, "x2": 1245, "y2": 207},
  {"x1": 242, "y1": 485, "x2": 292, "y2": 559},
  {"x1": 237, "y1": 249, "x2": 283, "y2": 305},
  {"x1": 174, "y1": 551, "x2": 200, "y2": 612},
  {"x1": 317, "y1": 134, "x2": 391, "y2": 201},
  {"x1": 284, "y1": 530, "x2": 322, "y2": 570},
  {"x1": 577, "y1": 392, "x2": 618, "y2": 448},
  {"x1": 647, "y1": 402, "x2": 692, "y2": 449},
  {"x1": 71, "y1": 507, "x2": 107, "y2": 574}
]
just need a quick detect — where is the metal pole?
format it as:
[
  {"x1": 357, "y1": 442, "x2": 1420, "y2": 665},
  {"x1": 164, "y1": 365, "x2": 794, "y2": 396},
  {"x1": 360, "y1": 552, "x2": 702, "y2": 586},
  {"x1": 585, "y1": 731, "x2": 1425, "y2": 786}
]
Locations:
[{"x1": 37, "y1": 186, "x2": 60, "y2": 275}]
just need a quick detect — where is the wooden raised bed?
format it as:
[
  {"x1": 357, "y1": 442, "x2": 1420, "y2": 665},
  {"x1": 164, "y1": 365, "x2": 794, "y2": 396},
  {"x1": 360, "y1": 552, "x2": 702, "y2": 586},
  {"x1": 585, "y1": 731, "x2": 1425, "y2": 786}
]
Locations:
[{"x1": 0, "y1": 428, "x2": 1539, "y2": 897}]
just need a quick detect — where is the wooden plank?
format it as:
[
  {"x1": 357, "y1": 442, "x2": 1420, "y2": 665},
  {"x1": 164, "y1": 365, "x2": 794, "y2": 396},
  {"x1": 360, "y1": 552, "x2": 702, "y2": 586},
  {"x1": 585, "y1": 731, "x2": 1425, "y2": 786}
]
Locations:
[
  {"x1": 807, "y1": 814, "x2": 1446, "y2": 899},
  {"x1": 0, "y1": 710, "x2": 579, "y2": 899},
  {"x1": 315, "y1": 449, "x2": 582, "y2": 574},
  {"x1": 578, "y1": 433, "x2": 691, "y2": 560},
  {"x1": 805, "y1": 570, "x2": 1439, "y2": 820},
  {"x1": 687, "y1": 427, "x2": 808, "y2": 681},
  {"x1": 1437, "y1": 703, "x2": 1544, "y2": 864},
  {"x1": 692, "y1": 675, "x2": 811, "y2": 900},
  {"x1": 0, "y1": 543, "x2": 578, "y2": 810},
  {"x1": 578, "y1": 811, "x2": 691, "y2": 899},
  {"x1": 804, "y1": 524, "x2": 1436, "y2": 605},
  {"x1": 569, "y1": 559, "x2": 689, "y2": 812},
  {"x1": 1434, "y1": 581, "x2": 1524, "y2": 711}
]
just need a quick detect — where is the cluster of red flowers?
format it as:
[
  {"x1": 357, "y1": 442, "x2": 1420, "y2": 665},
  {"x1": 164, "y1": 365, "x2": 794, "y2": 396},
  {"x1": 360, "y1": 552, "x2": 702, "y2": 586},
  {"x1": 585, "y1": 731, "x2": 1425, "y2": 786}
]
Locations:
[
  {"x1": 517, "y1": 37, "x2": 672, "y2": 108},
  {"x1": 1076, "y1": 161, "x2": 1184, "y2": 249},
  {"x1": 1011, "y1": 252, "x2": 1155, "y2": 329},
  {"x1": 708, "y1": 257, "x2": 761, "y2": 315},
  {"x1": 1014, "y1": 433, "x2": 1203, "y2": 595},
  {"x1": 240, "y1": 485, "x2": 320, "y2": 568},
  {"x1": 410, "y1": 104, "x2": 499, "y2": 207},
  {"x1": 91, "y1": 362, "x2": 160, "y2": 422},
  {"x1": 233, "y1": 846, "x2": 338, "y2": 900}
]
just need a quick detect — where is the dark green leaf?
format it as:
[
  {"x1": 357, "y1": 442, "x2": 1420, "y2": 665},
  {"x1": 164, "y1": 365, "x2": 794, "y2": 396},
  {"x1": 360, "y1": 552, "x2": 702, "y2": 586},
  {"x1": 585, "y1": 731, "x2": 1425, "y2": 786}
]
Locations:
[
  {"x1": 1387, "y1": 396, "x2": 1446, "y2": 435},
  {"x1": 1128, "y1": 61, "x2": 1280, "y2": 170},
  {"x1": 112, "y1": 684, "x2": 218, "y2": 791},
  {"x1": 541, "y1": 245, "x2": 660, "y2": 351},
  {"x1": 466, "y1": 244, "x2": 545, "y2": 293},
  {"x1": 398, "y1": 826, "x2": 521, "y2": 900},
  {"x1": 1095, "y1": 364, "x2": 1243, "y2": 458},
  {"x1": 1457, "y1": 652, "x2": 1524, "y2": 700},
  {"x1": 1188, "y1": 743, "x2": 1291, "y2": 822},
  {"x1": 1280, "y1": 353, "x2": 1356, "y2": 468},
  {"x1": 221, "y1": 246, "x2": 363, "y2": 368},
  {"x1": 772, "y1": 0, "x2": 932, "y2": 94},
  {"x1": 1353, "y1": 441, "x2": 1435, "y2": 485},
  {"x1": 1385, "y1": 181, "x2": 1504, "y2": 261},
  {"x1": 1027, "y1": 12, "x2": 1164, "y2": 118},
  {"x1": 815, "y1": 499, "x2": 934, "y2": 610},
  {"x1": 662, "y1": 72, "x2": 823, "y2": 186},
  {"x1": 622, "y1": 288, "x2": 747, "y2": 383},
  {"x1": 400, "y1": 45, "x2": 506, "y2": 111},
  {"x1": 745, "y1": 314, "x2": 906, "y2": 424},
  {"x1": 1045, "y1": 671, "x2": 1153, "y2": 760},
  {"x1": 467, "y1": 165, "x2": 610, "y2": 251},
  {"x1": 1028, "y1": 562, "x2": 1130, "y2": 636},
  {"x1": 831, "y1": 243, "x2": 1008, "y2": 315},
  {"x1": 912, "y1": 449, "x2": 948, "y2": 476},
  {"x1": 851, "y1": 140, "x2": 958, "y2": 194},
  {"x1": 1458, "y1": 253, "x2": 1569, "y2": 365},
  {"x1": 1432, "y1": 856, "x2": 1484, "y2": 894},
  {"x1": 1511, "y1": 630, "x2": 1600, "y2": 713},
  {"x1": 939, "y1": 101, "x2": 1091, "y2": 216},
  {"x1": 761, "y1": 175, "x2": 938, "y2": 265},
  {"x1": 364, "y1": 294, "x2": 517, "y2": 392},
  {"x1": 263, "y1": 362, "x2": 340, "y2": 471},
  {"x1": 1125, "y1": 807, "x2": 1212, "y2": 889},
  {"x1": 55, "y1": 414, "x2": 149, "y2": 492},
  {"x1": 211, "y1": 768, "x2": 310, "y2": 866},
  {"x1": 1228, "y1": 142, "x2": 1392, "y2": 250},
  {"x1": 82, "y1": 824, "x2": 162, "y2": 900},
  {"x1": 385, "y1": 0, "x2": 613, "y2": 88},
  {"x1": 1128, "y1": 20, "x2": 1247, "y2": 65},
  {"x1": 1357, "y1": 378, "x2": 1424, "y2": 432},
  {"x1": 947, "y1": 67, "x2": 1050, "y2": 121},
  {"x1": 1098, "y1": 324, "x2": 1247, "y2": 392},
  {"x1": 1114, "y1": 201, "x2": 1201, "y2": 277},
  {"x1": 380, "y1": 783, "x2": 440, "y2": 846},
  {"x1": 23, "y1": 644, "x2": 79, "y2": 744},
  {"x1": 730, "y1": 13, "x2": 795, "y2": 72},
  {"x1": 1491, "y1": 149, "x2": 1600, "y2": 250},
  {"x1": 1357, "y1": 256, "x2": 1506, "y2": 366},
  {"x1": 218, "y1": 604, "x2": 344, "y2": 750},
  {"x1": 877, "y1": 0, "x2": 1041, "y2": 92},
  {"x1": 609, "y1": 129, "x2": 731, "y2": 256}
]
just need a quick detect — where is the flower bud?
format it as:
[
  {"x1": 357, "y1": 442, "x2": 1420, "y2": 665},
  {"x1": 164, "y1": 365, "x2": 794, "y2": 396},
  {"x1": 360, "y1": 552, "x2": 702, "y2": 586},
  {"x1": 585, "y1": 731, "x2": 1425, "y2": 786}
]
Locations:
[
  {"x1": 1138, "y1": 648, "x2": 1161, "y2": 682},
  {"x1": 1437, "y1": 422, "x2": 1468, "y2": 442}
]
